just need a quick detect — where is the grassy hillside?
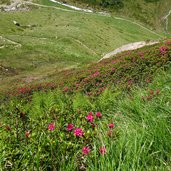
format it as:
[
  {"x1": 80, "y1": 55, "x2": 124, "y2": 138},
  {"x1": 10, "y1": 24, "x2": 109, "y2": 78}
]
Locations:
[
  {"x1": 1, "y1": 1, "x2": 171, "y2": 170},
  {"x1": 56, "y1": 0, "x2": 171, "y2": 32},
  {"x1": 6, "y1": 39, "x2": 170, "y2": 99},
  {"x1": 0, "y1": 3, "x2": 164, "y2": 92},
  {"x1": 0, "y1": 42, "x2": 171, "y2": 170}
]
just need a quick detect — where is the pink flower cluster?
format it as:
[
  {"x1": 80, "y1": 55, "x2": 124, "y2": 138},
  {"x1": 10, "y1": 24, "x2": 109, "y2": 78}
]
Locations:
[
  {"x1": 74, "y1": 128, "x2": 84, "y2": 137},
  {"x1": 66, "y1": 124, "x2": 84, "y2": 137},
  {"x1": 63, "y1": 86, "x2": 69, "y2": 92},
  {"x1": 15, "y1": 82, "x2": 56, "y2": 96},
  {"x1": 96, "y1": 112, "x2": 102, "y2": 118},
  {"x1": 108, "y1": 123, "x2": 115, "y2": 129},
  {"x1": 86, "y1": 111, "x2": 102, "y2": 122},
  {"x1": 92, "y1": 72, "x2": 100, "y2": 77},
  {"x1": 86, "y1": 114, "x2": 94, "y2": 122},
  {"x1": 48, "y1": 123, "x2": 55, "y2": 131},
  {"x1": 46, "y1": 111, "x2": 116, "y2": 157},
  {"x1": 82, "y1": 146, "x2": 90, "y2": 155},
  {"x1": 67, "y1": 124, "x2": 74, "y2": 131},
  {"x1": 159, "y1": 46, "x2": 167, "y2": 54},
  {"x1": 99, "y1": 146, "x2": 107, "y2": 155},
  {"x1": 82, "y1": 146, "x2": 107, "y2": 155}
]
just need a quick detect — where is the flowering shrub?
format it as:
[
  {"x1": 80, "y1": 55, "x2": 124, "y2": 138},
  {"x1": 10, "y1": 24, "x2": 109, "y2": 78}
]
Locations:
[
  {"x1": 3, "y1": 40, "x2": 170, "y2": 101},
  {"x1": 1, "y1": 40, "x2": 171, "y2": 170},
  {"x1": 159, "y1": 46, "x2": 167, "y2": 54},
  {"x1": 7, "y1": 82, "x2": 56, "y2": 98},
  {"x1": 0, "y1": 88, "x2": 120, "y2": 170},
  {"x1": 56, "y1": 40, "x2": 171, "y2": 97},
  {"x1": 74, "y1": 128, "x2": 84, "y2": 137}
]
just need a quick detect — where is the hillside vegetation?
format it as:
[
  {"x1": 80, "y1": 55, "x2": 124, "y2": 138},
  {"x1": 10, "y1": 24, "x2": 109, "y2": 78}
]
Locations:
[
  {"x1": 0, "y1": 39, "x2": 171, "y2": 170},
  {"x1": 8, "y1": 39, "x2": 171, "y2": 98},
  {"x1": 1, "y1": 1, "x2": 171, "y2": 170}
]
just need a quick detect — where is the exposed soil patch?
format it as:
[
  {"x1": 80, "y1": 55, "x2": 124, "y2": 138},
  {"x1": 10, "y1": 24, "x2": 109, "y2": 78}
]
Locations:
[
  {"x1": 0, "y1": 65, "x2": 18, "y2": 76},
  {"x1": 100, "y1": 40, "x2": 159, "y2": 61},
  {"x1": 0, "y1": 0, "x2": 30, "y2": 11}
]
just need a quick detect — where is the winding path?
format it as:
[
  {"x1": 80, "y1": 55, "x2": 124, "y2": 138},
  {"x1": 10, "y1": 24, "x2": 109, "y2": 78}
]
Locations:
[
  {"x1": 49, "y1": 0, "x2": 93, "y2": 13},
  {"x1": 0, "y1": 36, "x2": 21, "y2": 48},
  {"x1": 163, "y1": 9, "x2": 171, "y2": 31},
  {"x1": 113, "y1": 17, "x2": 163, "y2": 38},
  {"x1": 1, "y1": 0, "x2": 163, "y2": 38},
  {"x1": 1, "y1": 0, "x2": 162, "y2": 60},
  {"x1": 99, "y1": 40, "x2": 159, "y2": 61},
  {"x1": 46, "y1": 0, "x2": 162, "y2": 60},
  {"x1": 48, "y1": 0, "x2": 163, "y2": 38}
]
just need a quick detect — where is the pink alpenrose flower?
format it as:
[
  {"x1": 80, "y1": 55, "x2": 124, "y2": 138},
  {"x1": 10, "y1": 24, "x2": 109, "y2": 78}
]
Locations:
[
  {"x1": 86, "y1": 114, "x2": 94, "y2": 122},
  {"x1": 96, "y1": 112, "x2": 102, "y2": 118},
  {"x1": 159, "y1": 46, "x2": 167, "y2": 54},
  {"x1": 67, "y1": 124, "x2": 74, "y2": 131},
  {"x1": 74, "y1": 128, "x2": 84, "y2": 137},
  {"x1": 48, "y1": 123, "x2": 55, "y2": 131},
  {"x1": 89, "y1": 111, "x2": 93, "y2": 115},
  {"x1": 82, "y1": 146, "x2": 90, "y2": 155},
  {"x1": 108, "y1": 123, "x2": 115, "y2": 129},
  {"x1": 99, "y1": 146, "x2": 106, "y2": 155}
]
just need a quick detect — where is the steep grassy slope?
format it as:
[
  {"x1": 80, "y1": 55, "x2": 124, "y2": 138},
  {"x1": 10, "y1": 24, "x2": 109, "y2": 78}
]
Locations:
[
  {"x1": 0, "y1": 53, "x2": 170, "y2": 170},
  {"x1": 0, "y1": 4, "x2": 163, "y2": 92},
  {"x1": 56, "y1": 0, "x2": 171, "y2": 32},
  {"x1": 1, "y1": 1, "x2": 171, "y2": 170},
  {"x1": 3, "y1": 39, "x2": 170, "y2": 100},
  {"x1": 48, "y1": 40, "x2": 171, "y2": 96}
]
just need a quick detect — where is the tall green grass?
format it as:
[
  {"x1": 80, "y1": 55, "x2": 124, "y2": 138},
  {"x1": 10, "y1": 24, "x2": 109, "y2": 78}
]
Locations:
[{"x1": 87, "y1": 68, "x2": 171, "y2": 171}]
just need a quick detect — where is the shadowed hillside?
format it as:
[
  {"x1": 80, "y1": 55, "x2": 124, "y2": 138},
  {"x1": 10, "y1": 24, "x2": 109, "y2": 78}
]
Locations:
[{"x1": 54, "y1": 0, "x2": 171, "y2": 32}]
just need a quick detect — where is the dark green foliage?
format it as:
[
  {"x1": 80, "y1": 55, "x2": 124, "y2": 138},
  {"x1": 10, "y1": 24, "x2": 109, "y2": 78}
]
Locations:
[
  {"x1": 144, "y1": 0, "x2": 160, "y2": 2},
  {"x1": 100, "y1": 0, "x2": 124, "y2": 8}
]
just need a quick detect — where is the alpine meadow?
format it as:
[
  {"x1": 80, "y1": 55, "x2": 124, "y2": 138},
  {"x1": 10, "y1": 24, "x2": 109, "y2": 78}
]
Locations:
[{"x1": 0, "y1": 0, "x2": 171, "y2": 170}]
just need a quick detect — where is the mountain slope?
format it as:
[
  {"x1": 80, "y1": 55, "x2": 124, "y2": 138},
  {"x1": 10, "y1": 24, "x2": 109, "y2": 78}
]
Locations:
[
  {"x1": 54, "y1": 0, "x2": 171, "y2": 32},
  {"x1": 7, "y1": 39, "x2": 171, "y2": 99},
  {"x1": 0, "y1": 2, "x2": 164, "y2": 92},
  {"x1": 1, "y1": 44, "x2": 171, "y2": 170}
]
